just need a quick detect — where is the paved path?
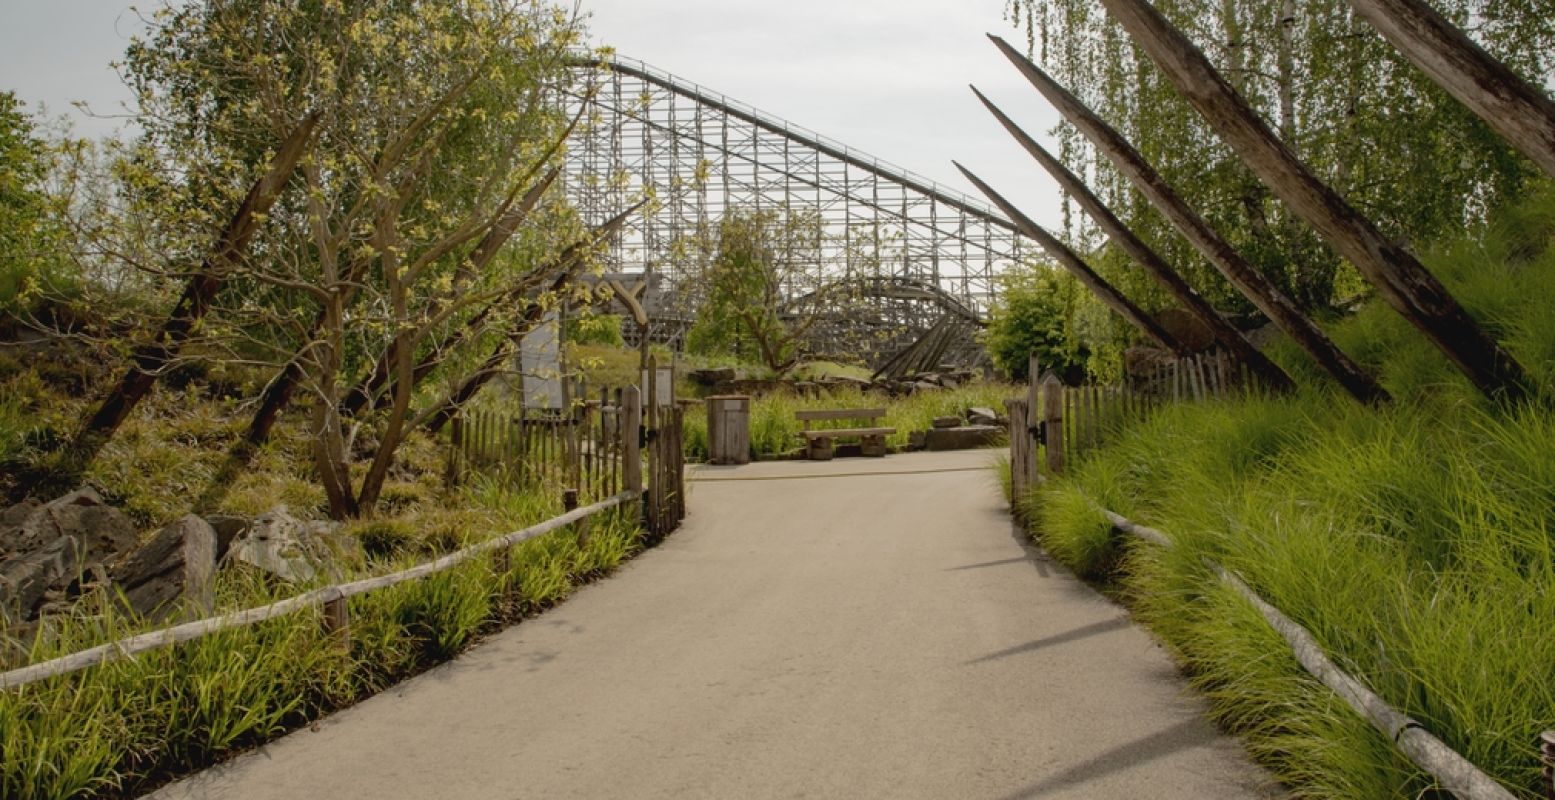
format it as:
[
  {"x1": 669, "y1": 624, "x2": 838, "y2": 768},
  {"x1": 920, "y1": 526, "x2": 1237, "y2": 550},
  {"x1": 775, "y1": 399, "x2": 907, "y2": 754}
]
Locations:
[{"x1": 154, "y1": 450, "x2": 1276, "y2": 799}]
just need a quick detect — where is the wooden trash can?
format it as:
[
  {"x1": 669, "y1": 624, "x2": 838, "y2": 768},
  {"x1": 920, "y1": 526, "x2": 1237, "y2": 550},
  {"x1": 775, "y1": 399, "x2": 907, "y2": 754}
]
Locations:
[{"x1": 706, "y1": 395, "x2": 751, "y2": 465}]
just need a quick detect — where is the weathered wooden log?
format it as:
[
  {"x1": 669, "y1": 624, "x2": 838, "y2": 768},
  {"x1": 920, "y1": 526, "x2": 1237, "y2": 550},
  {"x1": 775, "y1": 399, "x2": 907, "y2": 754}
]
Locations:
[
  {"x1": 990, "y1": 35, "x2": 1387, "y2": 405},
  {"x1": 970, "y1": 86, "x2": 1294, "y2": 393},
  {"x1": 1346, "y1": 0, "x2": 1555, "y2": 179},
  {"x1": 1084, "y1": 2, "x2": 1527, "y2": 401},
  {"x1": 954, "y1": 163, "x2": 1186, "y2": 355}
]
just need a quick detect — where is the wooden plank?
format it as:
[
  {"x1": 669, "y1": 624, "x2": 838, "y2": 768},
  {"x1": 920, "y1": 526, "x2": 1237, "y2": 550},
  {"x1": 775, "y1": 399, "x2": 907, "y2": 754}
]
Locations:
[
  {"x1": 1091, "y1": 0, "x2": 1522, "y2": 402},
  {"x1": 800, "y1": 427, "x2": 897, "y2": 439},
  {"x1": 1044, "y1": 375, "x2": 1065, "y2": 475}
]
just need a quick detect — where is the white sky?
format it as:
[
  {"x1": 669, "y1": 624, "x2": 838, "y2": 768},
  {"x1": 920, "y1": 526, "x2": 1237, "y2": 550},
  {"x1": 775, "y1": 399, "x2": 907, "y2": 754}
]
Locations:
[{"x1": 0, "y1": 0, "x2": 1069, "y2": 228}]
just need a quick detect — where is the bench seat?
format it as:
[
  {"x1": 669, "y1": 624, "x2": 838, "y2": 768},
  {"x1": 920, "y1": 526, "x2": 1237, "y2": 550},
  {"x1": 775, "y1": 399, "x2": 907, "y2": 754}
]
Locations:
[{"x1": 800, "y1": 427, "x2": 896, "y2": 440}]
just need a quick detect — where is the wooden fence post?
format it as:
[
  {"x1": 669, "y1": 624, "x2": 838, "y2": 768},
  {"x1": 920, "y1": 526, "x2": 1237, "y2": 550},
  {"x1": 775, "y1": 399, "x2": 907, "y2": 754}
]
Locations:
[
  {"x1": 322, "y1": 590, "x2": 349, "y2": 650},
  {"x1": 623, "y1": 385, "x2": 643, "y2": 501},
  {"x1": 563, "y1": 488, "x2": 587, "y2": 548},
  {"x1": 1042, "y1": 372, "x2": 1065, "y2": 475},
  {"x1": 446, "y1": 411, "x2": 464, "y2": 487}
]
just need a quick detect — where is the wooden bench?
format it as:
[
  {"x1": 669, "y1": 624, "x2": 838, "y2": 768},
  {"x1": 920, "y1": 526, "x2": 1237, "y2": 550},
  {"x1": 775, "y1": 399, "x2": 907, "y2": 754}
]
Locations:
[{"x1": 796, "y1": 408, "x2": 896, "y2": 460}]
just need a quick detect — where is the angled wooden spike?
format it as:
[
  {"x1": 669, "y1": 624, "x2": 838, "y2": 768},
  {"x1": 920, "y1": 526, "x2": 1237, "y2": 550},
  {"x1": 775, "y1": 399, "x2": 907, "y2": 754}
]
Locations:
[
  {"x1": 1346, "y1": 0, "x2": 1555, "y2": 179},
  {"x1": 989, "y1": 34, "x2": 1389, "y2": 405},
  {"x1": 971, "y1": 85, "x2": 1294, "y2": 394},
  {"x1": 1075, "y1": 4, "x2": 1527, "y2": 401},
  {"x1": 955, "y1": 162, "x2": 1185, "y2": 355}
]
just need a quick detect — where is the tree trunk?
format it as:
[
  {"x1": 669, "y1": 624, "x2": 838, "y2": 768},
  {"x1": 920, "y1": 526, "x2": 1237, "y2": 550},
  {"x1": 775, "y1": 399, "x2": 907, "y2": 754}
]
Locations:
[
  {"x1": 1346, "y1": 0, "x2": 1555, "y2": 179},
  {"x1": 969, "y1": 87, "x2": 1294, "y2": 391},
  {"x1": 342, "y1": 166, "x2": 561, "y2": 419},
  {"x1": 418, "y1": 201, "x2": 645, "y2": 434},
  {"x1": 955, "y1": 163, "x2": 1186, "y2": 355},
  {"x1": 991, "y1": 35, "x2": 1388, "y2": 404},
  {"x1": 56, "y1": 115, "x2": 318, "y2": 478},
  {"x1": 1089, "y1": 0, "x2": 1527, "y2": 401}
]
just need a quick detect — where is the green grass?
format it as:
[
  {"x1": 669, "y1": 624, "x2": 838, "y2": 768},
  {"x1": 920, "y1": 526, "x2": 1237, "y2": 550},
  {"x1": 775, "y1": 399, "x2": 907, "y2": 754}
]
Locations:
[
  {"x1": 1018, "y1": 185, "x2": 1555, "y2": 799},
  {"x1": 680, "y1": 381, "x2": 1015, "y2": 461},
  {"x1": 0, "y1": 352, "x2": 653, "y2": 798},
  {"x1": 0, "y1": 488, "x2": 645, "y2": 799}
]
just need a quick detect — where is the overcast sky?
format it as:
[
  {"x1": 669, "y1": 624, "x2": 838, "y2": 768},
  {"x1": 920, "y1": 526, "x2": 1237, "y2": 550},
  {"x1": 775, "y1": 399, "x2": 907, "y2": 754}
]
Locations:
[{"x1": 0, "y1": 0, "x2": 1068, "y2": 227}]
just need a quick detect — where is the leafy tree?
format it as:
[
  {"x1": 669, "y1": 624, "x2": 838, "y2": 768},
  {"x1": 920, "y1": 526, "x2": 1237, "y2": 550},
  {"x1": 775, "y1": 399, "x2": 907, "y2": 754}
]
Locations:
[
  {"x1": 0, "y1": 93, "x2": 68, "y2": 318},
  {"x1": 686, "y1": 207, "x2": 834, "y2": 374},
  {"x1": 983, "y1": 263, "x2": 1118, "y2": 383},
  {"x1": 106, "y1": 0, "x2": 593, "y2": 519}
]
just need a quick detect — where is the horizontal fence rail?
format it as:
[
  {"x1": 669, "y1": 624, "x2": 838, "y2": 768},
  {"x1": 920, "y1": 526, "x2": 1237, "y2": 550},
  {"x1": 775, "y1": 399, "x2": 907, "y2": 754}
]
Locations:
[
  {"x1": 0, "y1": 492, "x2": 636, "y2": 691},
  {"x1": 1100, "y1": 506, "x2": 1516, "y2": 800}
]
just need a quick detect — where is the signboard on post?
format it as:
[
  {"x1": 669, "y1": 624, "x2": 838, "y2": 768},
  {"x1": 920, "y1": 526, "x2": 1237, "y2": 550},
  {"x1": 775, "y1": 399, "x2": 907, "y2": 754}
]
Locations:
[
  {"x1": 640, "y1": 366, "x2": 675, "y2": 408},
  {"x1": 519, "y1": 312, "x2": 563, "y2": 410}
]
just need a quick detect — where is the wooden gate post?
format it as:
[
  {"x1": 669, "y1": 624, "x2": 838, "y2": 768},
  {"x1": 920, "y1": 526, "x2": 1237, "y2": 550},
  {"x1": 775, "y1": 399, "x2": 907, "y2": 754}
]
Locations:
[
  {"x1": 622, "y1": 385, "x2": 643, "y2": 501},
  {"x1": 1042, "y1": 373, "x2": 1065, "y2": 475}
]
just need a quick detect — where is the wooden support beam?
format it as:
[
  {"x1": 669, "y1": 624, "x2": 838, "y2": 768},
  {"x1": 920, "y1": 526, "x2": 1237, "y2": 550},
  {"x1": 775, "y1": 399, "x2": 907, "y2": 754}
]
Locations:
[
  {"x1": 1076, "y1": 3, "x2": 1528, "y2": 401},
  {"x1": 1346, "y1": 0, "x2": 1555, "y2": 179},
  {"x1": 970, "y1": 86, "x2": 1294, "y2": 393},
  {"x1": 954, "y1": 162, "x2": 1186, "y2": 356},
  {"x1": 989, "y1": 35, "x2": 1388, "y2": 405}
]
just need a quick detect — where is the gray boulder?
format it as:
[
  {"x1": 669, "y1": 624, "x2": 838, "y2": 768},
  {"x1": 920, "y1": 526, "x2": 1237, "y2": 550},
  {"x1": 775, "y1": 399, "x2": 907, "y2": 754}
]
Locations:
[
  {"x1": 967, "y1": 407, "x2": 1001, "y2": 427},
  {"x1": 0, "y1": 487, "x2": 136, "y2": 565},
  {"x1": 226, "y1": 507, "x2": 360, "y2": 583},
  {"x1": 0, "y1": 535, "x2": 80, "y2": 622}
]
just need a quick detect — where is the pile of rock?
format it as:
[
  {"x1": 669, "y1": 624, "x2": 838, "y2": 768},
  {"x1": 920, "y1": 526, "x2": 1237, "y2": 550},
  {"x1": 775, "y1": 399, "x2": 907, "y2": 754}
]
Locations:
[
  {"x1": 905, "y1": 406, "x2": 1008, "y2": 452},
  {"x1": 0, "y1": 490, "x2": 358, "y2": 640}
]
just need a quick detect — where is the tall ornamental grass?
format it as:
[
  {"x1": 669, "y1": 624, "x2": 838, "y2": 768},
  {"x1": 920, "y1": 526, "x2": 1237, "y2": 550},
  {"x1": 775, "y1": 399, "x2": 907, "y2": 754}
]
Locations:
[{"x1": 1021, "y1": 185, "x2": 1555, "y2": 798}]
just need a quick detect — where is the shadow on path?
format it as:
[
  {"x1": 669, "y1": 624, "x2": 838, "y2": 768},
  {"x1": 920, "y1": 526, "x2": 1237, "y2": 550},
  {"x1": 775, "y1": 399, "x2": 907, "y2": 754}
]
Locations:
[
  {"x1": 997, "y1": 719, "x2": 1213, "y2": 799},
  {"x1": 966, "y1": 617, "x2": 1133, "y2": 665}
]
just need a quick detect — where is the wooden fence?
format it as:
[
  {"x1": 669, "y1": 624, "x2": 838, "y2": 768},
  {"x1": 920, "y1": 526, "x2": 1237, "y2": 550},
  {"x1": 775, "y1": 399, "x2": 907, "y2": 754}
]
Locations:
[
  {"x1": 449, "y1": 382, "x2": 629, "y2": 503},
  {"x1": 1007, "y1": 350, "x2": 1246, "y2": 500}
]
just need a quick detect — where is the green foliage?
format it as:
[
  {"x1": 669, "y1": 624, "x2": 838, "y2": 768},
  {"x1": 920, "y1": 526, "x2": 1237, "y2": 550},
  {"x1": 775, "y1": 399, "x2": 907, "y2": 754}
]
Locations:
[
  {"x1": 1018, "y1": 188, "x2": 1555, "y2": 798},
  {"x1": 686, "y1": 207, "x2": 825, "y2": 372},
  {"x1": 984, "y1": 263, "x2": 1125, "y2": 382},
  {"x1": 0, "y1": 93, "x2": 71, "y2": 317},
  {"x1": 566, "y1": 313, "x2": 625, "y2": 347},
  {"x1": 1004, "y1": 0, "x2": 1555, "y2": 316}
]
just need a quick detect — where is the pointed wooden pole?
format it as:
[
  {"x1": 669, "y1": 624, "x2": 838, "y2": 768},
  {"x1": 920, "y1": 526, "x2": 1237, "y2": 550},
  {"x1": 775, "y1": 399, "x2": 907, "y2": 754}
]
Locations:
[
  {"x1": 1346, "y1": 0, "x2": 1555, "y2": 179},
  {"x1": 970, "y1": 85, "x2": 1294, "y2": 394},
  {"x1": 1075, "y1": 3, "x2": 1528, "y2": 401},
  {"x1": 989, "y1": 35, "x2": 1387, "y2": 404},
  {"x1": 953, "y1": 163, "x2": 1185, "y2": 355}
]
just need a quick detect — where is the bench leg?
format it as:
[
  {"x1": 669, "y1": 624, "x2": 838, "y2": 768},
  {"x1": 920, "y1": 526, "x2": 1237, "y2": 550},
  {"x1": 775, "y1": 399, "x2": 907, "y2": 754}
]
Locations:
[
  {"x1": 808, "y1": 438, "x2": 835, "y2": 461},
  {"x1": 861, "y1": 434, "x2": 887, "y2": 458}
]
